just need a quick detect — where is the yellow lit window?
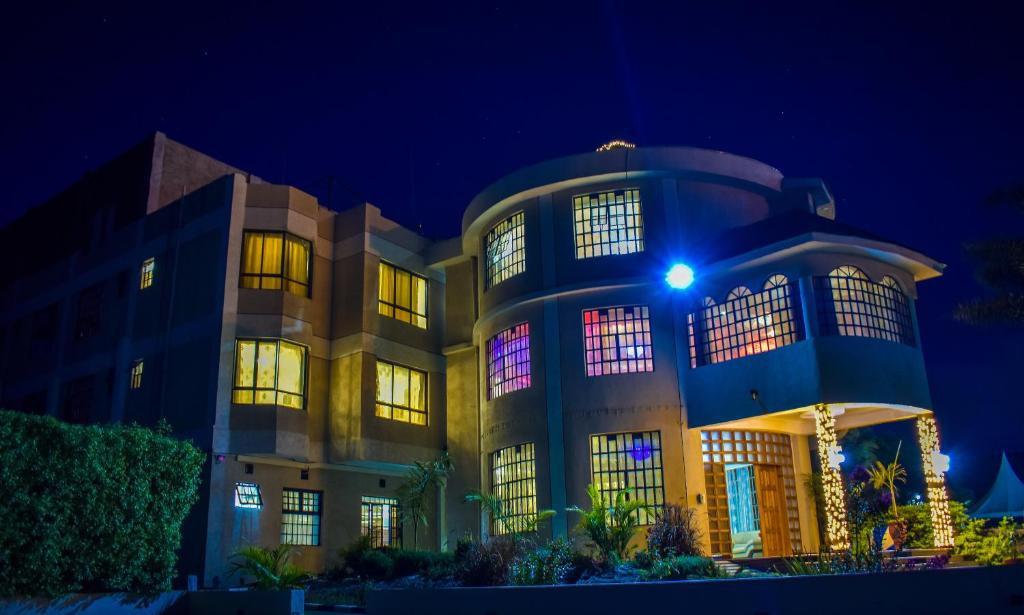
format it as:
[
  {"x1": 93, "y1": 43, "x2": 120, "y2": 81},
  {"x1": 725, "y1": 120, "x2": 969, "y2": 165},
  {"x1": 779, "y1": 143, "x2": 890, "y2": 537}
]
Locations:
[
  {"x1": 815, "y1": 266, "x2": 914, "y2": 345},
  {"x1": 573, "y1": 189, "x2": 644, "y2": 259},
  {"x1": 484, "y1": 211, "x2": 526, "y2": 289},
  {"x1": 375, "y1": 360, "x2": 427, "y2": 425},
  {"x1": 240, "y1": 231, "x2": 312, "y2": 297},
  {"x1": 590, "y1": 431, "x2": 664, "y2": 525},
  {"x1": 378, "y1": 262, "x2": 428, "y2": 329},
  {"x1": 491, "y1": 443, "x2": 538, "y2": 535},
  {"x1": 130, "y1": 359, "x2": 144, "y2": 390},
  {"x1": 232, "y1": 338, "x2": 307, "y2": 409},
  {"x1": 362, "y1": 496, "x2": 402, "y2": 547},
  {"x1": 139, "y1": 258, "x2": 156, "y2": 289}
]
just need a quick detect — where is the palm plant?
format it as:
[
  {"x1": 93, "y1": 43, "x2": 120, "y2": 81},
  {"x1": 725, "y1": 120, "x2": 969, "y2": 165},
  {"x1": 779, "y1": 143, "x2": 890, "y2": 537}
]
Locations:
[
  {"x1": 397, "y1": 451, "x2": 454, "y2": 549},
  {"x1": 867, "y1": 441, "x2": 907, "y2": 521},
  {"x1": 228, "y1": 545, "x2": 310, "y2": 590},
  {"x1": 464, "y1": 490, "x2": 555, "y2": 543},
  {"x1": 567, "y1": 484, "x2": 651, "y2": 565}
]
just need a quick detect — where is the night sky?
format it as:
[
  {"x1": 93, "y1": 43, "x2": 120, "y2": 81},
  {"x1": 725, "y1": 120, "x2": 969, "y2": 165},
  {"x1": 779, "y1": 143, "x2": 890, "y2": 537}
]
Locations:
[{"x1": 2, "y1": 2, "x2": 1021, "y2": 497}]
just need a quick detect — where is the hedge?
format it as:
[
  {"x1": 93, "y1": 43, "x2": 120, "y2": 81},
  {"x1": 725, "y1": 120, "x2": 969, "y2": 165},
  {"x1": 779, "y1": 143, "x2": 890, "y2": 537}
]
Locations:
[{"x1": 0, "y1": 410, "x2": 204, "y2": 597}]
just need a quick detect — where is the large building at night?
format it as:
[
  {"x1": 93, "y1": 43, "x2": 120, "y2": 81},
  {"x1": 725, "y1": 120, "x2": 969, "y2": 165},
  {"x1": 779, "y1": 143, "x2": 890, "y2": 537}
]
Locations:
[{"x1": 0, "y1": 133, "x2": 956, "y2": 584}]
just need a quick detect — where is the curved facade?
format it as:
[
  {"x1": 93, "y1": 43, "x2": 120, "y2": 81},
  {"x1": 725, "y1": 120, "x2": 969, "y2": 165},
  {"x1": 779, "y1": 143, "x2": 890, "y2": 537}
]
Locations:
[{"x1": 451, "y1": 145, "x2": 948, "y2": 555}]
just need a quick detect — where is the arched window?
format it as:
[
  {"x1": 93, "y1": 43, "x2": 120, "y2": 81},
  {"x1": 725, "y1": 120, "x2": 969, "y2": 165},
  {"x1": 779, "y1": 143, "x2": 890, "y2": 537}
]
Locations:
[
  {"x1": 814, "y1": 266, "x2": 915, "y2": 345},
  {"x1": 687, "y1": 275, "x2": 804, "y2": 367}
]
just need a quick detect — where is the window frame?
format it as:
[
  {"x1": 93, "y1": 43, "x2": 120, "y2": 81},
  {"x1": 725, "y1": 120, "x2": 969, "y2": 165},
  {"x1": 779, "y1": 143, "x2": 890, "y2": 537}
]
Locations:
[
  {"x1": 234, "y1": 482, "x2": 263, "y2": 509},
  {"x1": 814, "y1": 266, "x2": 915, "y2": 346},
  {"x1": 377, "y1": 261, "x2": 429, "y2": 329},
  {"x1": 483, "y1": 211, "x2": 526, "y2": 289},
  {"x1": 582, "y1": 304, "x2": 654, "y2": 377},
  {"x1": 374, "y1": 359, "x2": 429, "y2": 426},
  {"x1": 572, "y1": 188, "x2": 645, "y2": 259},
  {"x1": 130, "y1": 359, "x2": 144, "y2": 390},
  {"x1": 281, "y1": 488, "x2": 322, "y2": 546},
  {"x1": 486, "y1": 322, "x2": 532, "y2": 400},
  {"x1": 361, "y1": 495, "x2": 402, "y2": 548},
  {"x1": 231, "y1": 337, "x2": 309, "y2": 410},
  {"x1": 239, "y1": 230, "x2": 314, "y2": 298},
  {"x1": 490, "y1": 442, "x2": 539, "y2": 536},
  {"x1": 589, "y1": 430, "x2": 665, "y2": 526},
  {"x1": 139, "y1": 257, "x2": 156, "y2": 290}
]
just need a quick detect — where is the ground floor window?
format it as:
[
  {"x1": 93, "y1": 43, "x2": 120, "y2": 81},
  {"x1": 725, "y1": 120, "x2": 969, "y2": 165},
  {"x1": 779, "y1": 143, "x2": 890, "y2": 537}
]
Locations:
[
  {"x1": 589, "y1": 431, "x2": 664, "y2": 525},
  {"x1": 491, "y1": 442, "x2": 538, "y2": 535},
  {"x1": 281, "y1": 489, "x2": 321, "y2": 546},
  {"x1": 234, "y1": 482, "x2": 263, "y2": 509},
  {"x1": 361, "y1": 496, "x2": 402, "y2": 548}
]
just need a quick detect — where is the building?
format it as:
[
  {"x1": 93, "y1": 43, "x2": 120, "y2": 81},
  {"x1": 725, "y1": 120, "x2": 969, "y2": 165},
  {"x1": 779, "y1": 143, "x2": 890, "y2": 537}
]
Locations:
[{"x1": 0, "y1": 134, "x2": 956, "y2": 584}]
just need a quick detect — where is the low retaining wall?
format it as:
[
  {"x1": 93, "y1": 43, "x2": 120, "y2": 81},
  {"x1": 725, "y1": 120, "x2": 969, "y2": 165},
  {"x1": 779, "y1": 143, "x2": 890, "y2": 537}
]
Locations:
[
  {"x1": 367, "y1": 565, "x2": 1024, "y2": 615},
  {"x1": 0, "y1": 589, "x2": 303, "y2": 615}
]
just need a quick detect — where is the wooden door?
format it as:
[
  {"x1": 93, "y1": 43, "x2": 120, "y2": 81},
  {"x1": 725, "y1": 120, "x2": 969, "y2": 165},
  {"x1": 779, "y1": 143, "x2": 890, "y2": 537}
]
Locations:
[{"x1": 755, "y1": 465, "x2": 790, "y2": 557}]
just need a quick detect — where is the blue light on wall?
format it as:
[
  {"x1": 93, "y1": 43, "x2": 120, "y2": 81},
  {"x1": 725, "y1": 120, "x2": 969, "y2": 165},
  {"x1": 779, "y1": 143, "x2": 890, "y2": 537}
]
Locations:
[{"x1": 665, "y1": 263, "x2": 695, "y2": 289}]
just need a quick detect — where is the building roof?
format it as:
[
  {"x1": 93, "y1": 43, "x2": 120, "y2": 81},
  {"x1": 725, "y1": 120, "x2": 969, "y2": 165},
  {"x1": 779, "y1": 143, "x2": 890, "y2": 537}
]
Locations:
[{"x1": 971, "y1": 451, "x2": 1024, "y2": 519}]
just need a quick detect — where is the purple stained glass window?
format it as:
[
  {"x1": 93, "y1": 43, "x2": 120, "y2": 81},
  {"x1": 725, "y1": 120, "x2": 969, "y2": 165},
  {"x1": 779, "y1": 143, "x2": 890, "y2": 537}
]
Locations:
[
  {"x1": 487, "y1": 323, "x2": 531, "y2": 399},
  {"x1": 583, "y1": 305, "x2": 654, "y2": 377}
]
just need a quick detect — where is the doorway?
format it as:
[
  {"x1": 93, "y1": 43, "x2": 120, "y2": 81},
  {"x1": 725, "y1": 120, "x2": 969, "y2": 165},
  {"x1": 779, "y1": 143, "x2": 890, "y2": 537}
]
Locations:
[{"x1": 724, "y1": 463, "x2": 790, "y2": 558}]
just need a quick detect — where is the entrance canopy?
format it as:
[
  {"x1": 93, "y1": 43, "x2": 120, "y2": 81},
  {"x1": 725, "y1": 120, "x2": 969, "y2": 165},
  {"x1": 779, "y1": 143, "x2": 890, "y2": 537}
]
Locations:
[{"x1": 972, "y1": 452, "x2": 1024, "y2": 519}]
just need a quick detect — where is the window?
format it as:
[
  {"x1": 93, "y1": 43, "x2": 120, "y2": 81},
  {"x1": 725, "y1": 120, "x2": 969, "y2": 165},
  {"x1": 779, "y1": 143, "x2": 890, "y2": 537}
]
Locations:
[
  {"x1": 281, "y1": 489, "x2": 321, "y2": 546},
  {"x1": 590, "y1": 431, "x2": 664, "y2": 525},
  {"x1": 375, "y1": 360, "x2": 428, "y2": 425},
  {"x1": 491, "y1": 443, "x2": 538, "y2": 535},
  {"x1": 232, "y1": 338, "x2": 308, "y2": 409},
  {"x1": 583, "y1": 305, "x2": 653, "y2": 376},
  {"x1": 74, "y1": 283, "x2": 104, "y2": 340},
  {"x1": 484, "y1": 211, "x2": 526, "y2": 289},
  {"x1": 234, "y1": 482, "x2": 263, "y2": 509},
  {"x1": 130, "y1": 359, "x2": 144, "y2": 390},
  {"x1": 378, "y1": 262, "x2": 428, "y2": 329},
  {"x1": 688, "y1": 275, "x2": 803, "y2": 367},
  {"x1": 139, "y1": 257, "x2": 156, "y2": 289},
  {"x1": 241, "y1": 231, "x2": 312, "y2": 297},
  {"x1": 361, "y1": 496, "x2": 402, "y2": 547},
  {"x1": 573, "y1": 188, "x2": 644, "y2": 259},
  {"x1": 61, "y1": 375, "x2": 95, "y2": 424},
  {"x1": 486, "y1": 323, "x2": 531, "y2": 399},
  {"x1": 815, "y1": 266, "x2": 915, "y2": 346}
]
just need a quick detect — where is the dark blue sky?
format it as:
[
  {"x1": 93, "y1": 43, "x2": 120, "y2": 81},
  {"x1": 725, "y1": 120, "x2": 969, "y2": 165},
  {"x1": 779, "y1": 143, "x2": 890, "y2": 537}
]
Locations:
[{"x1": 1, "y1": 1, "x2": 1021, "y2": 495}]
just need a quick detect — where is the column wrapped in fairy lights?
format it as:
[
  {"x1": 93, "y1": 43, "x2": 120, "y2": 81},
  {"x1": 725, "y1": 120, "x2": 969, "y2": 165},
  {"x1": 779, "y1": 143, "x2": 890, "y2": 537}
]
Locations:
[
  {"x1": 813, "y1": 403, "x2": 850, "y2": 551},
  {"x1": 916, "y1": 415, "x2": 954, "y2": 548}
]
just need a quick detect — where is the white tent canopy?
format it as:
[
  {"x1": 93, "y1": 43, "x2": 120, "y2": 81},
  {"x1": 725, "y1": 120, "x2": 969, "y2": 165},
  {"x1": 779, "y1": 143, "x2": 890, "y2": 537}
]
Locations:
[{"x1": 971, "y1": 452, "x2": 1024, "y2": 519}]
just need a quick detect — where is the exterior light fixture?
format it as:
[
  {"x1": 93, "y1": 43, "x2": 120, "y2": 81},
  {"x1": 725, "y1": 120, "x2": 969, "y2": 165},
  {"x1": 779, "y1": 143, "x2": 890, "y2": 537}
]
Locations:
[
  {"x1": 665, "y1": 263, "x2": 695, "y2": 289},
  {"x1": 931, "y1": 450, "x2": 951, "y2": 476}
]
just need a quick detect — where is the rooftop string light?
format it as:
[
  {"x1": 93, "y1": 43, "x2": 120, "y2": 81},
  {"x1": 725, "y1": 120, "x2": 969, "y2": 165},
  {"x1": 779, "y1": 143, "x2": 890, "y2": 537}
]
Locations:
[{"x1": 595, "y1": 139, "x2": 636, "y2": 152}]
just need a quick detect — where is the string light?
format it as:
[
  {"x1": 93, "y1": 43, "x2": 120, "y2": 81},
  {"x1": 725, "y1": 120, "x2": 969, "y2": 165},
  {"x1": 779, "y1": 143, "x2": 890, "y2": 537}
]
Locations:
[
  {"x1": 917, "y1": 415, "x2": 955, "y2": 548},
  {"x1": 814, "y1": 403, "x2": 850, "y2": 551},
  {"x1": 596, "y1": 139, "x2": 636, "y2": 152}
]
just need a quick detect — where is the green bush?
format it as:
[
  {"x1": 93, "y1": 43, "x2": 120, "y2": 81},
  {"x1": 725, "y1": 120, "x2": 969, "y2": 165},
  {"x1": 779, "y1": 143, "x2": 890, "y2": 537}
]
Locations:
[
  {"x1": 0, "y1": 411, "x2": 204, "y2": 597},
  {"x1": 390, "y1": 549, "x2": 455, "y2": 579},
  {"x1": 509, "y1": 538, "x2": 575, "y2": 586},
  {"x1": 637, "y1": 555, "x2": 722, "y2": 581},
  {"x1": 567, "y1": 484, "x2": 651, "y2": 566},
  {"x1": 334, "y1": 537, "x2": 456, "y2": 582},
  {"x1": 228, "y1": 545, "x2": 310, "y2": 589},
  {"x1": 955, "y1": 517, "x2": 1022, "y2": 566},
  {"x1": 900, "y1": 501, "x2": 970, "y2": 549}
]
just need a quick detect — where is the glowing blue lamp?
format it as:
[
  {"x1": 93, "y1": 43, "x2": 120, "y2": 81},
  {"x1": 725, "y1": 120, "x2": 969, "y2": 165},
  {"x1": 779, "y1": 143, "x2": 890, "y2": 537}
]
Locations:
[{"x1": 665, "y1": 263, "x2": 695, "y2": 289}]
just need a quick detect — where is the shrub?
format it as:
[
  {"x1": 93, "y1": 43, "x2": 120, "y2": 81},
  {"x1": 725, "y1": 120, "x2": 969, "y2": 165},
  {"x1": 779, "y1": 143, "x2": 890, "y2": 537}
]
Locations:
[
  {"x1": 336, "y1": 536, "x2": 393, "y2": 580},
  {"x1": 228, "y1": 545, "x2": 310, "y2": 589},
  {"x1": 638, "y1": 555, "x2": 722, "y2": 581},
  {"x1": 567, "y1": 484, "x2": 650, "y2": 566},
  {"x1": 900, "y1": 501, "x2": 970, "y2": 549},
  {"x1": 390, "y1": 549, "x2": 455, "y2": 579},
  {"x1": 645, "y1": 505, "x2": 704, "y2": 558},
  {"x1": 956, "y1": 516, "x2": 1022, "y2": 566},
  {"x1": 0, "y1": 411, "x2": 204, "y2": 598},
  {"x1": 509, "y1": 538, "x2": 575, "y2": 586},
  {"x1": 453, "y1": 537, "x2": 518, "y2": 586}
]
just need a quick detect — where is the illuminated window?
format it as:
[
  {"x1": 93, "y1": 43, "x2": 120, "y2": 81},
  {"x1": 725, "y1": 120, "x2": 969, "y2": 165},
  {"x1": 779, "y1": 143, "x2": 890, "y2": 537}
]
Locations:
[
  {"x1": 361, "y1": 496, "x2": 402, "y2": 548},
  {"x1": 130, "y1": 359, "x2": 144, "y2": 390},
  {"x1": 378, "y1": 262, "x2": 427, "y2": 329},
  {"x1": 491, "y1": 443, "x2": 538, "y2": 535},
  {"x1": 232, "y1": 338, "x2": 307, "y2": 409},
  {"x1": 689, "y1": 275, "x2": 803, "y2": 367},
  {"x1": 486, "y1": 323, "x2": 531, "y2": 399},
  {"x1": 815, "y1": 266, "x2": 914, "y2": 345},
  {"x1": 234, "y1": 482, "x2": 263, "y2": 509},
  {"x1": 590, "y1": 431, "x2": 664, "y2": 525},
  {"x1": 484, "y1": 211, "x2": 526, "y2": 289},
  {"x1": 139, "y1": 258, "x2": 156, "y2": 289},
  {"x1": 281, "y1": 489, "x2": 321, "y2": 546},
  {"x1": 240, "y1": 231, "x2": 312, "y2": 297},
  {"x1": 375, "y1": 360, "x2": 427, "y2": 426},
  {"x1": 583, "y1": 305, "x2": 653, "y2": 377},
  {"x1": 573, "y1": 188, "x2": 644, "y2": 259}
]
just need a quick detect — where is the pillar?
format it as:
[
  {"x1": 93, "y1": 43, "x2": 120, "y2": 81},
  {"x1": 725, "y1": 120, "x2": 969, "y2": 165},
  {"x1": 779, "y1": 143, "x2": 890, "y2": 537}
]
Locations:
[
  {"x1": 813, "y1": 403, "x2": 850, "y2": 551},
  {"x1": 916, "y1": 415, "x2": 954, "y2": 548}
]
